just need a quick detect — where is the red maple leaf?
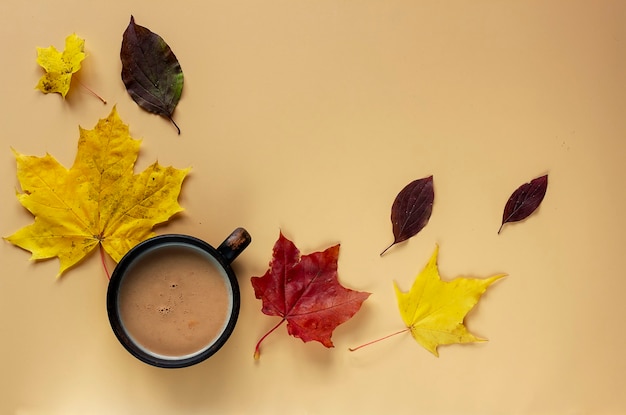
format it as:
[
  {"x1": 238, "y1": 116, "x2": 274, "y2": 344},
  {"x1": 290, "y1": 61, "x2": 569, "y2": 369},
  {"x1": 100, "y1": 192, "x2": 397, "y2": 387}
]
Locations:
[{"x1": 251, "y1": 232, "x2": 371, "y2": 359}]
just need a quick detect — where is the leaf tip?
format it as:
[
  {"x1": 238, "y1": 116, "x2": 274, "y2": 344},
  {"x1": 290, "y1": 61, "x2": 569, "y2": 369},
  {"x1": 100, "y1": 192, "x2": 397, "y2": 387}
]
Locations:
[{"x1": 491, "y1": 273, "x2": 508, "y2": 284}]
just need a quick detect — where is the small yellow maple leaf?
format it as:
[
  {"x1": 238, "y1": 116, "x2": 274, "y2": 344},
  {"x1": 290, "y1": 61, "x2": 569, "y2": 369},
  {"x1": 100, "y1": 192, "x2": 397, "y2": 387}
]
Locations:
[
  {"x1": 35, "y1": 33, "x2": 86, "y2": 97},
  {"x1": 394, "y1": 246, "x2": 506, "y2": 356},
  {"x1": 5, "y1": 107, "x2": 190, "y2": 276}
]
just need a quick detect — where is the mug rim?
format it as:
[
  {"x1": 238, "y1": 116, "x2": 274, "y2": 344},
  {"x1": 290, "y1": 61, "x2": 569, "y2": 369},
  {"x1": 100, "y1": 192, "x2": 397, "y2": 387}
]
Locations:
[{"x1": 106, "y1": 234, "x2": 241, "y2": 368}]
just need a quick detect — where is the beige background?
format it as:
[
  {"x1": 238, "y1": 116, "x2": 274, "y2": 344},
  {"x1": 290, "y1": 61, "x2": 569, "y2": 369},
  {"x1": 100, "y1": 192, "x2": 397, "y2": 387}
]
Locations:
[{"x1": 1, "y1": 1, "x2": 625, "y2": 414}]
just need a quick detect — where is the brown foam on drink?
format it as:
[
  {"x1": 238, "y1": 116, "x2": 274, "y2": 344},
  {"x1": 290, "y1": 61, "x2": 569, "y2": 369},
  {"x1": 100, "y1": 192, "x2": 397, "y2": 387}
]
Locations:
[{"x1": 118, "y1": 245, "x2": 231, "y2": 358}]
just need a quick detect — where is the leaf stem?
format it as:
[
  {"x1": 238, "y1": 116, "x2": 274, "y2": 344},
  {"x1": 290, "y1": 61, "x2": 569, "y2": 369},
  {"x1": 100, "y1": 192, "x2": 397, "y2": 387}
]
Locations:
[
  {"x1": 254, "y1": 318, "x2": 286, "y2": 360},
  {"x1": 168, "y1": 116, "x2": 181, "y2": 135},
  {"x1": 99, "y1": 243, "x2": 111, "y2": 280},
  {"x1": 77, "y1": 80, "x2": 107, "y2": 104},
  {"x1": 348, "y1": 328, "x2": 410, "y2": 352},
  {"x1": 380, "y1": 242, "x2": 395, "y2": 256}
]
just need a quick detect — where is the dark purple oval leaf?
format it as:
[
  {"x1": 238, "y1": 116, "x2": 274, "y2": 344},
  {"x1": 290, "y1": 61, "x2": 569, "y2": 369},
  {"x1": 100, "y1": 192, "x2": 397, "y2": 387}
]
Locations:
[
  {"x1": 381, "y1": 175, "x2": 434, "y2": 256},
  {"x1": 499, "y1": 174, "x2": 548, "y2": 234},
  {"x1": 121, "y1": 16, "x2": 184, "y2": 134}
]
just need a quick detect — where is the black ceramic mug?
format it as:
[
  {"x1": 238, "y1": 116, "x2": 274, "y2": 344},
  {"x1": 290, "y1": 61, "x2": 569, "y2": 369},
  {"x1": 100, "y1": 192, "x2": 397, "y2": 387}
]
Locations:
[{"x1": 107, "y1": 228, "x2": 251, "y2": 368}]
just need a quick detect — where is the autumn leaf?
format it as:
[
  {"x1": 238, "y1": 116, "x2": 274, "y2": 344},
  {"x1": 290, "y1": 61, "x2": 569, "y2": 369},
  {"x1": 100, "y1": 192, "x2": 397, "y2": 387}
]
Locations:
[
  {"x1": 5, "y1": 107, "x2": 190, "y2": 276},
  {"x1": 381, "y1": 175, "x2": 434, "y2": 256},
  {"x1": 121, "y1": 16, "x2": 184, "y2": 134},
  {"x1": 35, "y1": 33, "x2": 86, "y2": 98},
  {"x1": 499, "y1": 174, "x2": 548, "y2": 234},
  {"x1": 394, "y1": 246, "x2": 505, "y2": 356},
  {"x1": 351, "y1": 246, "x2": 505, "y2": 356},
  {"x1": 251, "y1": 232, "x2": 371, "y2": 359}
]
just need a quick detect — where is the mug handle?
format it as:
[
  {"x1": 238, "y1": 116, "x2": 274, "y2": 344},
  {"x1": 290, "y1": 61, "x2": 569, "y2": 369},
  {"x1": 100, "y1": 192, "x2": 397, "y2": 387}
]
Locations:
[{"x1": 217, "y1": 228, "x2": 252, "y2": 264}]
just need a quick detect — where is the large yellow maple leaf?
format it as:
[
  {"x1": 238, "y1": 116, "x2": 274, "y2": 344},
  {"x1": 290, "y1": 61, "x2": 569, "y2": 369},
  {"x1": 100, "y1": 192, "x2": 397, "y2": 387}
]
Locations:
[
  {"x1": 35, "y1": 33, "x2": 86, "y2": 97},
  {"x1": 394, "y1": 246, "x2": 506, "y2": 356},
  {"x1": 5, "y1": 107, "x2": 190, "y2": 276}
]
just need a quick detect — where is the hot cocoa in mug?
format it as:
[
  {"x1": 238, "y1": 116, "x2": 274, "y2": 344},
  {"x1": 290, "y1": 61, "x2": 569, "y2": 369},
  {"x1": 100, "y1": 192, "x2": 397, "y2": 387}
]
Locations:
[{"x1": 107, "y1": 228, "x2": 251, "y2": 368}]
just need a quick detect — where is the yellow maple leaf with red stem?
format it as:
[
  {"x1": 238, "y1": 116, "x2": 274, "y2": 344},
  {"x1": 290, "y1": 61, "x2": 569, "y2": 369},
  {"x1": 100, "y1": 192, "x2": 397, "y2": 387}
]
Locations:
[
  {"x1": 35, "y1": 33, "x2": 105, "y2": 103},
  {"x1": 350, "y1": 246, "x2": 505, "y2": 356},
  {"x1": 5, "y1": 107, "x2": 190, "y2": 276}
]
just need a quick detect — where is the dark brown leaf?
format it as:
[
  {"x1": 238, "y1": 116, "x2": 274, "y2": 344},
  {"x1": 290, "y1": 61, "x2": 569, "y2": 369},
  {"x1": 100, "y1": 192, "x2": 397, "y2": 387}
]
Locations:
[
  {"x1": 499, "y1": 174, "x2": 548, "y2": 234},
  {"x1": 121, "y1": 16, "x2": 184, "y2": 134},
  {"x1": 381, "y1": 175, "x2": 434, "y2": 256}
]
